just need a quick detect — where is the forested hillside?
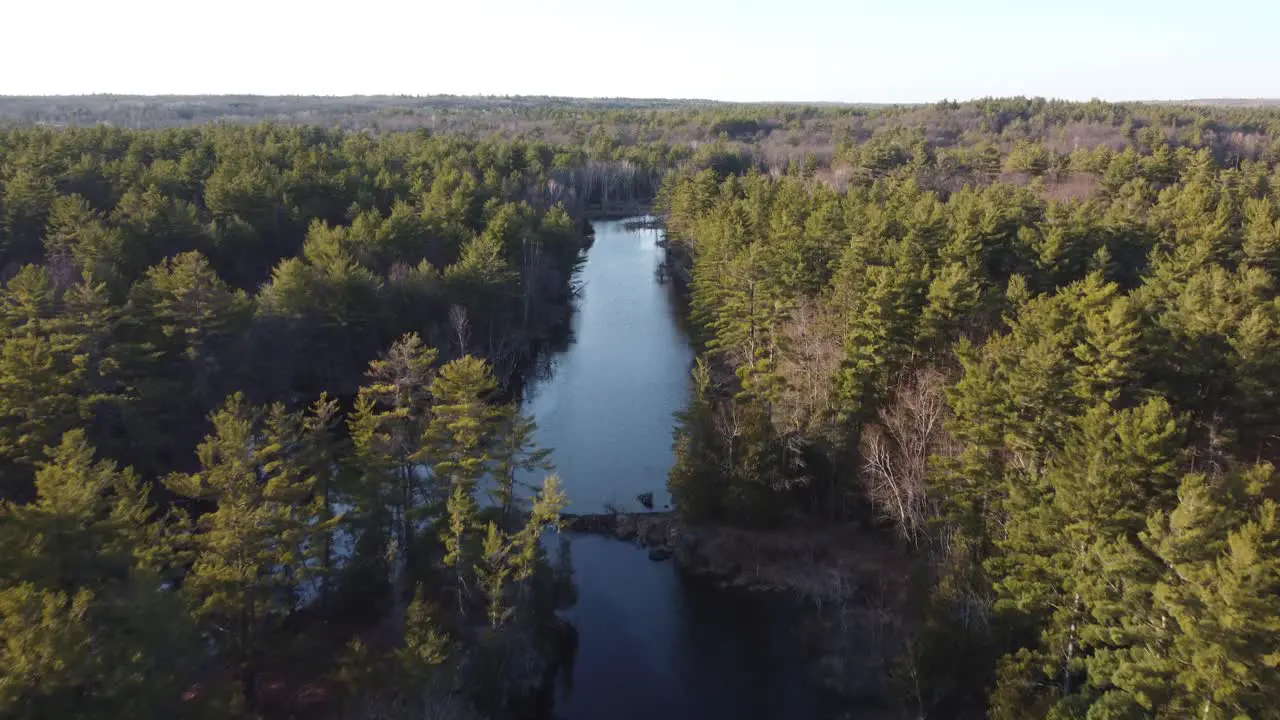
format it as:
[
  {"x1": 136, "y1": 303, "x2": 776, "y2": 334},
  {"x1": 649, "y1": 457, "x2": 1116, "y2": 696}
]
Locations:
[
  {"x1": 2, "y1": 97, "x2": 1280, "y2": 719},
  {"x1": 659, "y1": 100, "x2": 1280, "y2": 717}
]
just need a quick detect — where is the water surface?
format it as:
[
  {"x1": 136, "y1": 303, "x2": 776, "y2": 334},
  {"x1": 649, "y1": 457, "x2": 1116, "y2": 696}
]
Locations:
[
  {"x1": 522, "y1": 218, "x2": 690, "y2": 513},
  {"x1": 523, "y1": 218, "x2": 821, "y2": 720}
]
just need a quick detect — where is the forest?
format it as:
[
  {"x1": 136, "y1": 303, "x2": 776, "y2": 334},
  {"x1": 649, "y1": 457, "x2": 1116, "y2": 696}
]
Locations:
[
  {"x1": 1, "y1": 96, "x2": 1279, "y2": 718},
  {"x1": 660, "y1": 98, "x2": 1280, "y2": 718},
  {"x1": 0, "y1": 123, "x2": 601, "y2": 718}
]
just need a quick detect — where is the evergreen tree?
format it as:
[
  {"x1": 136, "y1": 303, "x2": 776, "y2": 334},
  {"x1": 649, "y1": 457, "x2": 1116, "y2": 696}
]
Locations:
[
  {"x1": 0, "y1": 431, "x2": 195, "y2": 719},
  {"x1": 0, "y1": 267, "x2": 113, "y2": 499},
  {"x1": 488, "y1": 406, "x2": 552, "y2": 526},
  {"x1": 350, "y1": 333, "x2": 437, "y2": 556},
  {"x1": 165, "y1": 394, "x2": 332, "y2": 709},
  {"x1": 917, "y1": 261, "x2": 981, "y2": 352},
  {"x1": 476, "y1": 522, "x2": 512, "y2": 628},
  {"x1": 1, "y1": 168, "x2": 56, "y2": 265},
  {"x1": 1242, "y1": 197, "x2": 1280, "y2": 275},
  {"x1": 669, "y1": 360, "x2": 726, "y2": 521},
  {"x1": 43, "y1": 194, "x2": 128, "y2": 292},
  {"x1": 1072, "y1": 284, "x2": 1141, "y2": 406},
  {"x1": 420, "y1": 356, "x2": 501, "y2": 583},
  {"x1": 118, "y1": 251, "x2": 252, "y2": 471}
]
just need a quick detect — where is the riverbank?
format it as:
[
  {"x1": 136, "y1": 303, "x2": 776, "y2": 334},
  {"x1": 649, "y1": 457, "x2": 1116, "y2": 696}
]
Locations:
[
  {"x1": 562, "y1": 511, "x2": 909, "y2": 708},
  {"x1": 580, "y1": 202, "x2": 654, "y2": 220}
]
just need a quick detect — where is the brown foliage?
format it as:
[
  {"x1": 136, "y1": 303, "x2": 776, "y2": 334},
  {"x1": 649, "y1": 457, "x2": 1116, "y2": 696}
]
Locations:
[{"x1": 1040, "y1": 173, "x2": 1100, "y2": 202}]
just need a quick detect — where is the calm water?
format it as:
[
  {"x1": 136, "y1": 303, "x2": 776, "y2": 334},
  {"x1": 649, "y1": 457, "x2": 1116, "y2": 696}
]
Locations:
[
  {"x1": 522, "y1": 218, "x2": 821, "y2": 720},
  {"x1": 521, "y1": 218, "x2": 691, "y2": 513}
]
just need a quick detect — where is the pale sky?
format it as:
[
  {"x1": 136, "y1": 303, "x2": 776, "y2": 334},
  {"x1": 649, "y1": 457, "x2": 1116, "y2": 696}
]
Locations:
[{"x1": 3, "y1": 0, "x2": 1277, "y2": 102}]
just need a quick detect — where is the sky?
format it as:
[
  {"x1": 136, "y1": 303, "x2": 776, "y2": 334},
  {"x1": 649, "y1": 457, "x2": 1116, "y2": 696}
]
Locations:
[{"x1": 3, "y1": 0, "x2": 1278, "y2": 102}]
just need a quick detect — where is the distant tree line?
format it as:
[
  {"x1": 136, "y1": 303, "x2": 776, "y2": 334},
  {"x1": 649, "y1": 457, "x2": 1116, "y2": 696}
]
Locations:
[{"x1": 8, "y1": 95, "x2": 1280, "y2": 176}]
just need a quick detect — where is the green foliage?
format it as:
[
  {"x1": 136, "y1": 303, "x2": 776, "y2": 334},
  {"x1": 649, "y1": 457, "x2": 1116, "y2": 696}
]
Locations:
[
  {"x1": 165, "y1": 394, "x2": 334, "y2": 706},
  {"x1": 350, "y1": 332, "x2": 438, "y2": 560},
  {"x1": 658, "y1": 101, "x2": 1280, "y2": 717},
  {"x1": 0, "y1": 585, "x2": 97, "y2": 714},
  {"x1": 0, "y1": 431, "x2": 195, "y2": 718},
  {"x1": 669, "y1": 360, "x2": 725, "y2": 520},
  {"x1": 476, "y1": 522, "x2": 513, "y2": 628},
  {"x1": 488, "y1": 407, "x2": 552, "y2": 524},
  {"x1": 0, "y1": 267, "x2": 115, "y2": 499},
  {"x1": 8, "y1": 97, "x2": 1280, "y2": 718},
  {"x1": 0, "y1": 118, "x2": 593, "y2": 718},
  {"x1": 398, "y1": 584, "x2": 451, "y2": 677},
  {"x1": 423, "y1": 355, "x2": 501, "y2": 493}
]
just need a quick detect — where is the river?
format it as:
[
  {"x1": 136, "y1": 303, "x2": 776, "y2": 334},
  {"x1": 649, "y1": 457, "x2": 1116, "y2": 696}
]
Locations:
[{"x1": 520, "y1": 218, "x2": 823, "y2": 720}]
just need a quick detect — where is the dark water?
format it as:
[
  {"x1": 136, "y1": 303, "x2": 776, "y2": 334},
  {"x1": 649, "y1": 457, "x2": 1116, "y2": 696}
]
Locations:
[{"x1": 522, "y1": 218, "x2": 822, "y2": 720}]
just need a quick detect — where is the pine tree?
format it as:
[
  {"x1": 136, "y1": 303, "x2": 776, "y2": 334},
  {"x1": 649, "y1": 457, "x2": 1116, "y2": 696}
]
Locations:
[
  {"x1": 397, "y1": 584, "x2": 451, "y2": 679},
  {"x1": 0, "y1": 584, "x2": 96, "y2": 717},
  {"x1": 419, "y1": 356, "x2": 501, "y2": 577},
  {"x1": 110, "y1": 186, "x2": 210, "y2": 279},
  {"x1": 1229, "y1": 307, "x2": 1280, "y2": 457},
  {"x1": 444, "y1": 232, "x2": 518, "y2": 333},
  {"x1": 126, "y1": 251, "x2": 251, "y2": 407},
  {"x1": 165, "y1": 394, "x2": 331, "y2": 709},
  {"x1": 936, "y1": 336, "x2": 1013, "y2": 543},
  {"x1": 117, "y1": 251, "x2": 252, "y2": 474},
  {"x1": 2, "y1": 430, "x2": 164, "y2": 589},
  {"x1": 669, "y1": 359, "x2": 726, "y2": 521},
  {"x1": 350, "y1": 333, "x2": 437, "y2": 561},
  {"x1": 0, "y1": 431, "x2": 194, "y2": 719},
  {"x1": 1128, "y1": 465, "x2": 1280, "y2": 717},
  {"x1": 43, "y1": 194, "x2": 128, "y2": 292},
  {"x1": 1242, "y1": 197, "x2": 1280, "y2": 275},
  {"x1": 999, "y1": 294, "x2": 1079, "y2": 463},
  {"x1": 0, "y1": 267, "x2": 113, "y2": 500},
  {"x1": 1073, "y1": 294, "x2": 1140, "y2": 406},
  {"x1": 989, "y1": 399, "x2": 1184, "y2": 716},
  {"x1": 707, "y1": 243, "x2": 790, "y2": 393},
  {"x1": 0, "y1": 168, "x2": 56, "y2": 266},
  {"x1": 509, "y1": 475, "x2": 567, "y2": 586},
  {"x1": 443, "y1": 483, "x2": 479, "y2": 572},
  {"x1": 917, "y1": 261, "x2": 981, "y2": 352},
  {"x1": 421, "y1": 356, "x2": 500, "y2": 497},
  {"x1": 299, "y1": 393, "x2": 345, "y2": 600},
  {"x1": 348, "y1": 334, "x2": 440, "y2": 635},
  {"x1": 830, "y1": 265, "x2": 902, "y2": 430},
  {"x1": 488, "y1": 406, "x2": 552, "y2": 526},
  {"x1": 471, "y1": 474, "x2": 565, "y2": 630},
  {"x1": 476, "y1": 522, "x2": 512, "y2": 628}
]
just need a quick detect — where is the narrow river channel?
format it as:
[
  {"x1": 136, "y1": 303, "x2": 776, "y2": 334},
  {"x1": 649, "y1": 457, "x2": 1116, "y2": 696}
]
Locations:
[{"x1": 520, "y1": 218, "x2": 822, "y2": 720}]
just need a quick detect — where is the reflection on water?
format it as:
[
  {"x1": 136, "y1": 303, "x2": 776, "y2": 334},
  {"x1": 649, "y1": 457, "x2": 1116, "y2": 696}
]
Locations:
[
  {"x1": 523, "y1": 219, "x2": 821, "y2": 720},
  {"x1": 556, "y1": 535, "x2": 819, "y2": 720},
  {"x1": 521, "y1": 218, "x2": 691, "y2": 513}
]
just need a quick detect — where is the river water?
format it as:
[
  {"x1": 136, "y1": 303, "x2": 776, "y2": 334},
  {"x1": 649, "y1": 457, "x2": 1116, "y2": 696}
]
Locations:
[{"x1": 521, "y1": 218, "x2": 822, "y2": 720}]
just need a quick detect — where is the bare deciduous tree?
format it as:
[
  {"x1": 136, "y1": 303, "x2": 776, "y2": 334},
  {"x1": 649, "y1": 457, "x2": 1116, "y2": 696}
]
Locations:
[
  {"x1": 861, "y1": 367, "x2": 953, "y2": 546},
  {"x1": 449, "y1": 305, "x2": 470, "y2": 357},
  {"x1": 774, "y1": 298, "x2": 843, "y2": 437}
]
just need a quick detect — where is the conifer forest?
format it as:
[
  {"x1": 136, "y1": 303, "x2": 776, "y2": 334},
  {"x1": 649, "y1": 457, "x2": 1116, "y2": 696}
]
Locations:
[{"x1": 1, "y1": 96, "x2": 1279, "y2": 719}]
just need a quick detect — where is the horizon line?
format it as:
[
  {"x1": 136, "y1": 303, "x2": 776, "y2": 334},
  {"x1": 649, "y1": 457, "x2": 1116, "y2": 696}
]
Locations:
[{"x1": 2, "y1": 93, "x2": 1279, "y2": 106}]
